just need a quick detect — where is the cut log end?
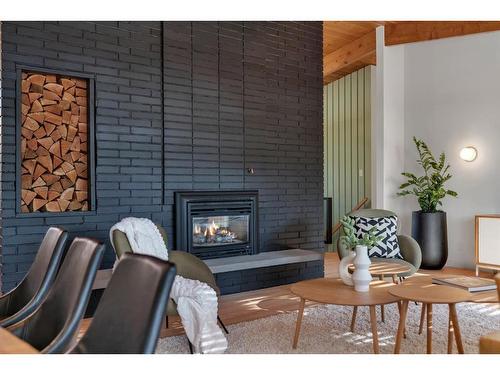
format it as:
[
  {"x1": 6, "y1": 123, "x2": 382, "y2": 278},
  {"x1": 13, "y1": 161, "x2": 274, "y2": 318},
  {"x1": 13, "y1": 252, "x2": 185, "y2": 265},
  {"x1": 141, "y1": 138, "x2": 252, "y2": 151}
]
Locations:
[{"x1": 21, "y1": 70, "x2": 90, "y2": 213}]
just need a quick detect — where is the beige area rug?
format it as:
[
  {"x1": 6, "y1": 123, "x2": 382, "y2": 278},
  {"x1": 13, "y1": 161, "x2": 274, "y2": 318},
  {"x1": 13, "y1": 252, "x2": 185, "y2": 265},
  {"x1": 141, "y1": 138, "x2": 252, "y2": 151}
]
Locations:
[{"x1": 156, "y1": 301, "x2": 500, "y2": 354}]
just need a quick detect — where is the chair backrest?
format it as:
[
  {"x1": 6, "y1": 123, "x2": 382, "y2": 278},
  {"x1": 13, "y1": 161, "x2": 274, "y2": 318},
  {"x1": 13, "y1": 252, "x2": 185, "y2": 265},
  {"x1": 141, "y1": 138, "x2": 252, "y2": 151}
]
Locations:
[
  {"x1": 112, "y1": 223, "x2": 219, "y2": 294},
  {"x1": 70, "y1": 253, "x2": 177, "y2": 354},
  {"x1": 0, "y1": 227, "x2": 68, "y2": 328},
  {"x1": 348, "y1": 208, "x2": 396, "y2": 219},
  {"x1": 112, "y1": 223, "x2": 168, "y2": 259},
  {"x1": 14, "y1": 237, "x2": 105, "y2": 353}
]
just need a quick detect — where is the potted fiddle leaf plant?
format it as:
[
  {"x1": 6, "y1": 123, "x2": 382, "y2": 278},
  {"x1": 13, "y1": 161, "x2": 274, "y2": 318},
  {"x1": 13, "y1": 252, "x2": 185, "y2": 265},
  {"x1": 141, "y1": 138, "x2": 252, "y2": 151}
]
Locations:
[
  {"x1": 339, "y1": 216, "x2": 382, "y2": 292},
  {"x1": 398, "y1": 137, "x2": 458, "y2": 269}
]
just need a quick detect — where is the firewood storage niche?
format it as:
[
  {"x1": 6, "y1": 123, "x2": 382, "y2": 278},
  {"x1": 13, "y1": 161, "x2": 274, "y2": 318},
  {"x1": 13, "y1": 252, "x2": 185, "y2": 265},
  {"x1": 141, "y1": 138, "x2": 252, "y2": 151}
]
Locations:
[{"x1": 19, "y1": 69, "x2": 92, "y2": 213}]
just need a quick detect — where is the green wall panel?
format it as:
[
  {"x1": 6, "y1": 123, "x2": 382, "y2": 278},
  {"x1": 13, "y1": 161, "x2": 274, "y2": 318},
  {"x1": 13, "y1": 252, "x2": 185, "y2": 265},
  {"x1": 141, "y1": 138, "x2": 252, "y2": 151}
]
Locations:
[{"x1": 324, "y1": 66, "x2": 372, "y2": 251}]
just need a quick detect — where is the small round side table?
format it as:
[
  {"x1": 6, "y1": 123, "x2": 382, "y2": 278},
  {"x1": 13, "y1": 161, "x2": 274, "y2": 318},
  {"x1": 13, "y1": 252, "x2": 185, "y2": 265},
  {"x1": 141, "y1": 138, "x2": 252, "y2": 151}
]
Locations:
[
  {"x1": 389, "y1": 283, "x2": 471, "y2": 354},
  {"x1": 349, "y1": 260, "x2": 413, "y2": 283}
]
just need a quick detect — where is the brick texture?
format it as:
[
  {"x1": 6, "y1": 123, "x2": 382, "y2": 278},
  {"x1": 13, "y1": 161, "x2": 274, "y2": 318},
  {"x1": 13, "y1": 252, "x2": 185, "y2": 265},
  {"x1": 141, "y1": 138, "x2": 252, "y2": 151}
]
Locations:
[{"x1": 0, "y1": 21, "x2": 323, "y2": 292}]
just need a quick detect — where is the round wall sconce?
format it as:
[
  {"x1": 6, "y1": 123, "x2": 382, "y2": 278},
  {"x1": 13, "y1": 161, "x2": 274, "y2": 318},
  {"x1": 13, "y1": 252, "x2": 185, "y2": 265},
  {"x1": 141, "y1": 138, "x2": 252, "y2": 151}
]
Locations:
[{"x1": 459, "y1": 146, "x2": 477, "y2": 162}]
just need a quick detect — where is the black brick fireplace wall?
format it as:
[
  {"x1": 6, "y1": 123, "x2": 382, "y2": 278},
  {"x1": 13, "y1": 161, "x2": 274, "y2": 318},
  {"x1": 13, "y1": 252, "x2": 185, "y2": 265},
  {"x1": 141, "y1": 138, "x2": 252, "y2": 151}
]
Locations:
[{"x1": 0, "y1": 21, "x2": 323, "y2": 292}]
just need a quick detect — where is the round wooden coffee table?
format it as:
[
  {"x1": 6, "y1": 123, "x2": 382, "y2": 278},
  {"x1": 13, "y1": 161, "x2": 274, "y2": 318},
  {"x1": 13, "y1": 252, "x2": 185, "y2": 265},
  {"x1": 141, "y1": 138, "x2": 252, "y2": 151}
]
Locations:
[
  {"x1": 389, "y1": 283, "x2": 471, "y2": 354},
  {"x1": 348, "y1": 261, "x2": 413, "y2": 324},
  {"x1": 348, "y1": 260, "x2": 413, "y2": 282},
  {"x1": 290, "y1": 278, "x2": 400, "y2": 354}
]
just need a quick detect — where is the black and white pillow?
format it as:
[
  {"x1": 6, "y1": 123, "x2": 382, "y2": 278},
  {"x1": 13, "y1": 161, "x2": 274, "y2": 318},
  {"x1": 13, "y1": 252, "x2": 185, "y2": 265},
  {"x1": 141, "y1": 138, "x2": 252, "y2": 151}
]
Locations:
[{"x1": 351, "y1": 216, "x2": 403, "y2": 259}]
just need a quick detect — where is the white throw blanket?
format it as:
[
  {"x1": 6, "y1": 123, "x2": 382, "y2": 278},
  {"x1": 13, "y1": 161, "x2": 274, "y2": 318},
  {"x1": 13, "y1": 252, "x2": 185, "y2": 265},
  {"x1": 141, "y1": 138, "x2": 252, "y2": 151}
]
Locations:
[{"x1": 109, "y1": 217, "x2": 228, "y2": 354}]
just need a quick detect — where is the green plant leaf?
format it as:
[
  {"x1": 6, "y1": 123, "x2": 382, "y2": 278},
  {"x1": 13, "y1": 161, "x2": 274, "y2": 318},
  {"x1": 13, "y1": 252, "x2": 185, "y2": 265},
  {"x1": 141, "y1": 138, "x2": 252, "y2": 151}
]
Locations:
[{"x1": 398, "y1": 137, "x2": 457, "y2": 212}]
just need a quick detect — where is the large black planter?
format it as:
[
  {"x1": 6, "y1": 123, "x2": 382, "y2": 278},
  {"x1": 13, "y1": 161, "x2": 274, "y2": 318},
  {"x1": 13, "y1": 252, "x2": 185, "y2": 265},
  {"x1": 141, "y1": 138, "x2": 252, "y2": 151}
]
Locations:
[{"x1": 411, "y1": 211, "x2": 448, "y2": 269}]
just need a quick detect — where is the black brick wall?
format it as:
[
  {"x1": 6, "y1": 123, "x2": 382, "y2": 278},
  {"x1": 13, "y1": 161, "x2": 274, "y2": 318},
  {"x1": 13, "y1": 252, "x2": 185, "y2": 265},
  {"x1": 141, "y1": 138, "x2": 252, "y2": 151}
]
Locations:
[{"x1": 0, "y1": 21, "x2": 323, "y2": 292}]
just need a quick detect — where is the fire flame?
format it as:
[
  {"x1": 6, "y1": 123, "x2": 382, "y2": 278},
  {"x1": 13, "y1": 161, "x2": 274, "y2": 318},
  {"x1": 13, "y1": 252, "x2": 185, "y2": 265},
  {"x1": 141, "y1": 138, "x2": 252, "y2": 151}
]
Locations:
[
  {"x1": 193, "y1": 218, "x2": 238, "y2": 245},
  {"x1": 195, "y1": 220, "x2": 220, "y2": 236},
  {"x1": 208, "y1": 220, "x2": 218, "y2": 236}
]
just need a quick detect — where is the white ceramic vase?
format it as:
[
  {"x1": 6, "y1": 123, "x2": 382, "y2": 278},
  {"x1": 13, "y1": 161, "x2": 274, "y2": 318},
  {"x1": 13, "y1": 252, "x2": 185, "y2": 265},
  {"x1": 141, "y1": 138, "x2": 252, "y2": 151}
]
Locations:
[
  {"x1": 338, "y1": 250, "x2": 355, "y2": 286},
  {"x1": 352, "y1": 245, "x2": 372, "y2": 292}
]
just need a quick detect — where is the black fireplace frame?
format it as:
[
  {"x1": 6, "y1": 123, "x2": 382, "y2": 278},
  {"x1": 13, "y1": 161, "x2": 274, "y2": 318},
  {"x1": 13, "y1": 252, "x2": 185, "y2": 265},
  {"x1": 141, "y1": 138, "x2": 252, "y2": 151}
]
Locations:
[{"x1": 175, "y1": 190, "x2": 259, "y2": 259}]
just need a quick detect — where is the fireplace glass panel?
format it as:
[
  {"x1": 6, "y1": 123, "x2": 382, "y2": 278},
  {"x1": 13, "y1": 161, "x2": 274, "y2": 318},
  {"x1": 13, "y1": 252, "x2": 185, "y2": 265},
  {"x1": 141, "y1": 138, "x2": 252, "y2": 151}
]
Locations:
[{"x1": 192, "y1": 215, "x2": 249, "y2": 247}]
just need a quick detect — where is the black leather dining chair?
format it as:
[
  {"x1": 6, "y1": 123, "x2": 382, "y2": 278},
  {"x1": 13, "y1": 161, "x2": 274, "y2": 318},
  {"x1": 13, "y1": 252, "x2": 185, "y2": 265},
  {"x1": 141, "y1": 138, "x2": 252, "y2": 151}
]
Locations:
[
  {"x1": 9, "y1": 237, "x2": 105, "y2": 354},
  {"x1": 69, "y1": 253, "x2": 177, "y2": 354},
  {"x1": 0, "y1": 227, "x2": 68, "y2": 328}
]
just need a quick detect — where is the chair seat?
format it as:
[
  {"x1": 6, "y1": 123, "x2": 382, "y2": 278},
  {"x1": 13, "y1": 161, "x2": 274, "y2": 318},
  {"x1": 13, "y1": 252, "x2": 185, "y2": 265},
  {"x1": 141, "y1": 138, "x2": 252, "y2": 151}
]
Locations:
[
  {"x1": 369, "y1": 257, "x2": 417, "y2": 278},
  {"x1": 165, "y1": 284, "x2": 221, "y2": 317}
]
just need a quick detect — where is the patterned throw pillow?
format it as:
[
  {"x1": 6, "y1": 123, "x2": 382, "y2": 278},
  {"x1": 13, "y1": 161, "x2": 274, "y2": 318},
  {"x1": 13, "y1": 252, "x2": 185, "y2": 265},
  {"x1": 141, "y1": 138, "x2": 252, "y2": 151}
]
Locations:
[{"x1": 351, "y1": 216, "x2": 403, "y2": 259}]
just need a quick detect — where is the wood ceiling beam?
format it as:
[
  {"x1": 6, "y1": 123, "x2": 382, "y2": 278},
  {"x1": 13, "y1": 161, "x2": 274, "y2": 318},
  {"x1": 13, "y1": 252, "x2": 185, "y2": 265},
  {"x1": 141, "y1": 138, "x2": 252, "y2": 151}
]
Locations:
[
  {"x1": 323, "y1": 30, "x2": 376, "y2": 84},
  {"x1": 385, "y1": 21, "x2": 500, "y2": 46}
]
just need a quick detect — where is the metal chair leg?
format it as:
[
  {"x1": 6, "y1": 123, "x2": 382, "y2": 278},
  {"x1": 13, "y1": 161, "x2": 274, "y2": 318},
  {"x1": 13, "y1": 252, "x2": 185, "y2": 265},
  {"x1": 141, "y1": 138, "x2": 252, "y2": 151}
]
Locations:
[
  {"x1": 188, "y1": 338, "x2": 194, "y2": 354},
  {"x1": 218, "y1": 315, "x2": 229, "y2": 334},
  {"x1": 165, "y1": 315, "x2": 169, "y2": 329}
]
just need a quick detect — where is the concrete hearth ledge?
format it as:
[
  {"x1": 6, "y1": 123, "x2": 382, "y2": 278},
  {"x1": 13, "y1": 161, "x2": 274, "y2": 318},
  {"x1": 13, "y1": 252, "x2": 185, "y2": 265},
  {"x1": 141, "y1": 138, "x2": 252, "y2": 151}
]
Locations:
[{"x1": 204, "y1": 249, "x2": 323, "y2": 274}]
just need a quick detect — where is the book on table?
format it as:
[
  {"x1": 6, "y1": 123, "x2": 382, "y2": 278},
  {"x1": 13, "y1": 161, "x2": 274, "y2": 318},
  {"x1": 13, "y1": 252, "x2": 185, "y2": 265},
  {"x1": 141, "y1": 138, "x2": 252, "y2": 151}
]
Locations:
[{"x1": 432, "y1": 276, "x2": 497, "y2": 292}]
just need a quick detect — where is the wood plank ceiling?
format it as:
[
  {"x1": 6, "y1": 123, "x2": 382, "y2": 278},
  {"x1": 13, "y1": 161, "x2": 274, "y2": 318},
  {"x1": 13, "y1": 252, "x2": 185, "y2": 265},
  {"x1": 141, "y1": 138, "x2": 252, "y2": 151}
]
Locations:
[
  {"x1": 323, "y1": 21, "x2": 500, "y2": 85},
  {"x1": 323, "y1": 21, "x2": 384, "y2": 84}
]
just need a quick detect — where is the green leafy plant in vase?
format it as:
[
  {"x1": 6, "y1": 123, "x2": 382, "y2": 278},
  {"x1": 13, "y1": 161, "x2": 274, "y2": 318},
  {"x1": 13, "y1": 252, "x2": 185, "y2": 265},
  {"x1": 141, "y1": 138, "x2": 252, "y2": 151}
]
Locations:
[
  {"x1": 398, "y1": 137, "x2": 457, "y2": 269},
  {"x1": 398, "y1": 137, "x2": 457, "y2": 212},
  {"x1": 340, "y1": 216, "x2": 383, "y2": 250},
  {"x1": 339, "y1": 216, "x2": 383, "y2": 292}
]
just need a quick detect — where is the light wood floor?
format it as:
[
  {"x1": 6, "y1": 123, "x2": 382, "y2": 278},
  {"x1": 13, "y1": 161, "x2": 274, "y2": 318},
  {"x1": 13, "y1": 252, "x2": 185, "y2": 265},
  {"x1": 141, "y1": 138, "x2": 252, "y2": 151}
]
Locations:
[{"x1": 80, "y1": 252, "x2": 490, "y2": 339}]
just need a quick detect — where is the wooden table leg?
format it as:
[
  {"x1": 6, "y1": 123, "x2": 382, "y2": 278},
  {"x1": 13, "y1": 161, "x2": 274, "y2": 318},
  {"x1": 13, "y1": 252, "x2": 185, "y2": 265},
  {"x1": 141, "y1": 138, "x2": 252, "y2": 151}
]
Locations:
[
  {"x1": 449, "y1": 303, "x2": 464, "y2": 354},
  {"x1": 392, "y1": 274, "x2": 398, "y2": 284},
  {"x1": 394, "y1": 299, "x2": 409, "y2": 354},
  {"x1": 419, "y1": 303, "x2": 426, "y2": 335},
  {"x1": 395, "y1": 300, "x2": 406, "y2": 339},
  {"x1": 369, "y1": 305, "x2": 380, "y2": 354},
  {"x1": 447, "y1": 311, "x2": 454, "y2": 354},
  {"x1": 292, "y1": 298, "x2": 306, "y2": 349},
  {"x1": 426, "y1": 303, "x2": 433, "y2": 354},
  {"x1": 378, "y1": 275, "x2": 385, "y2": 323},
  {"x1": 350, "y1": 306, "x2": 357, "y2": 332}
]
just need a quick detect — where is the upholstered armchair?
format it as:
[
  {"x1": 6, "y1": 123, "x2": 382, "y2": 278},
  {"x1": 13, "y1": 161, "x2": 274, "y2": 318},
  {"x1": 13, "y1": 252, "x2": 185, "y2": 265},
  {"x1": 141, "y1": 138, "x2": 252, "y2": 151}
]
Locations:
[
  {"x1": 337, "y1": 209, "x2": 422, "y2": 277},
  {"x1": 111, "y1": 223, "x2": 228, "y2": 352},
  {"x1": 479, "y1": 274, "x2": 500, "y2": 354}
]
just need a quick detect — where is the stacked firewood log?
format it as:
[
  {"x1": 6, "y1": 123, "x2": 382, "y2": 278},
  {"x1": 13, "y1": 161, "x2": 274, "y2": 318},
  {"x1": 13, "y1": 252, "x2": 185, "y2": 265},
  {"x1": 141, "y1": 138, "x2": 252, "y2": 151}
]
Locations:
[{"x1": 20, "y1": 71, "x2": 89, "y2": 212}]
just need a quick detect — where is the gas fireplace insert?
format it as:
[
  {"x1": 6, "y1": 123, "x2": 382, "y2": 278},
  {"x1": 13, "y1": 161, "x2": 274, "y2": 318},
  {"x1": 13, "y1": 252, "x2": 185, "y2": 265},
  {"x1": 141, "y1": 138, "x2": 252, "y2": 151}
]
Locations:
[{"x1": 175, "y1": 191, "x2": 258, "y2": 259}]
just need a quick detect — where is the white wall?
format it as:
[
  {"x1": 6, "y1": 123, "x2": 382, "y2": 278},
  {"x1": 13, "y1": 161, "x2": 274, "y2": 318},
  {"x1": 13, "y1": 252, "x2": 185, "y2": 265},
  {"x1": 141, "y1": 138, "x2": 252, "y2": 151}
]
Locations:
[
  {"x1": 373, "y1": 26, "x2": 405, "y2": 213},
  {"x1": 379, "y1": 30, "x2": 500, "y2": 269}
]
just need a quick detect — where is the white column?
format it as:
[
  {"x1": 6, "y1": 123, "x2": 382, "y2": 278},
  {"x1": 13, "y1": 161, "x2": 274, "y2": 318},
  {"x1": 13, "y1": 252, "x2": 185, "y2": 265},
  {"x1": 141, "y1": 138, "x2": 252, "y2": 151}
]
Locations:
[{"x1": 372, "y1": 26, "x2": 406, "y2": 214}]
